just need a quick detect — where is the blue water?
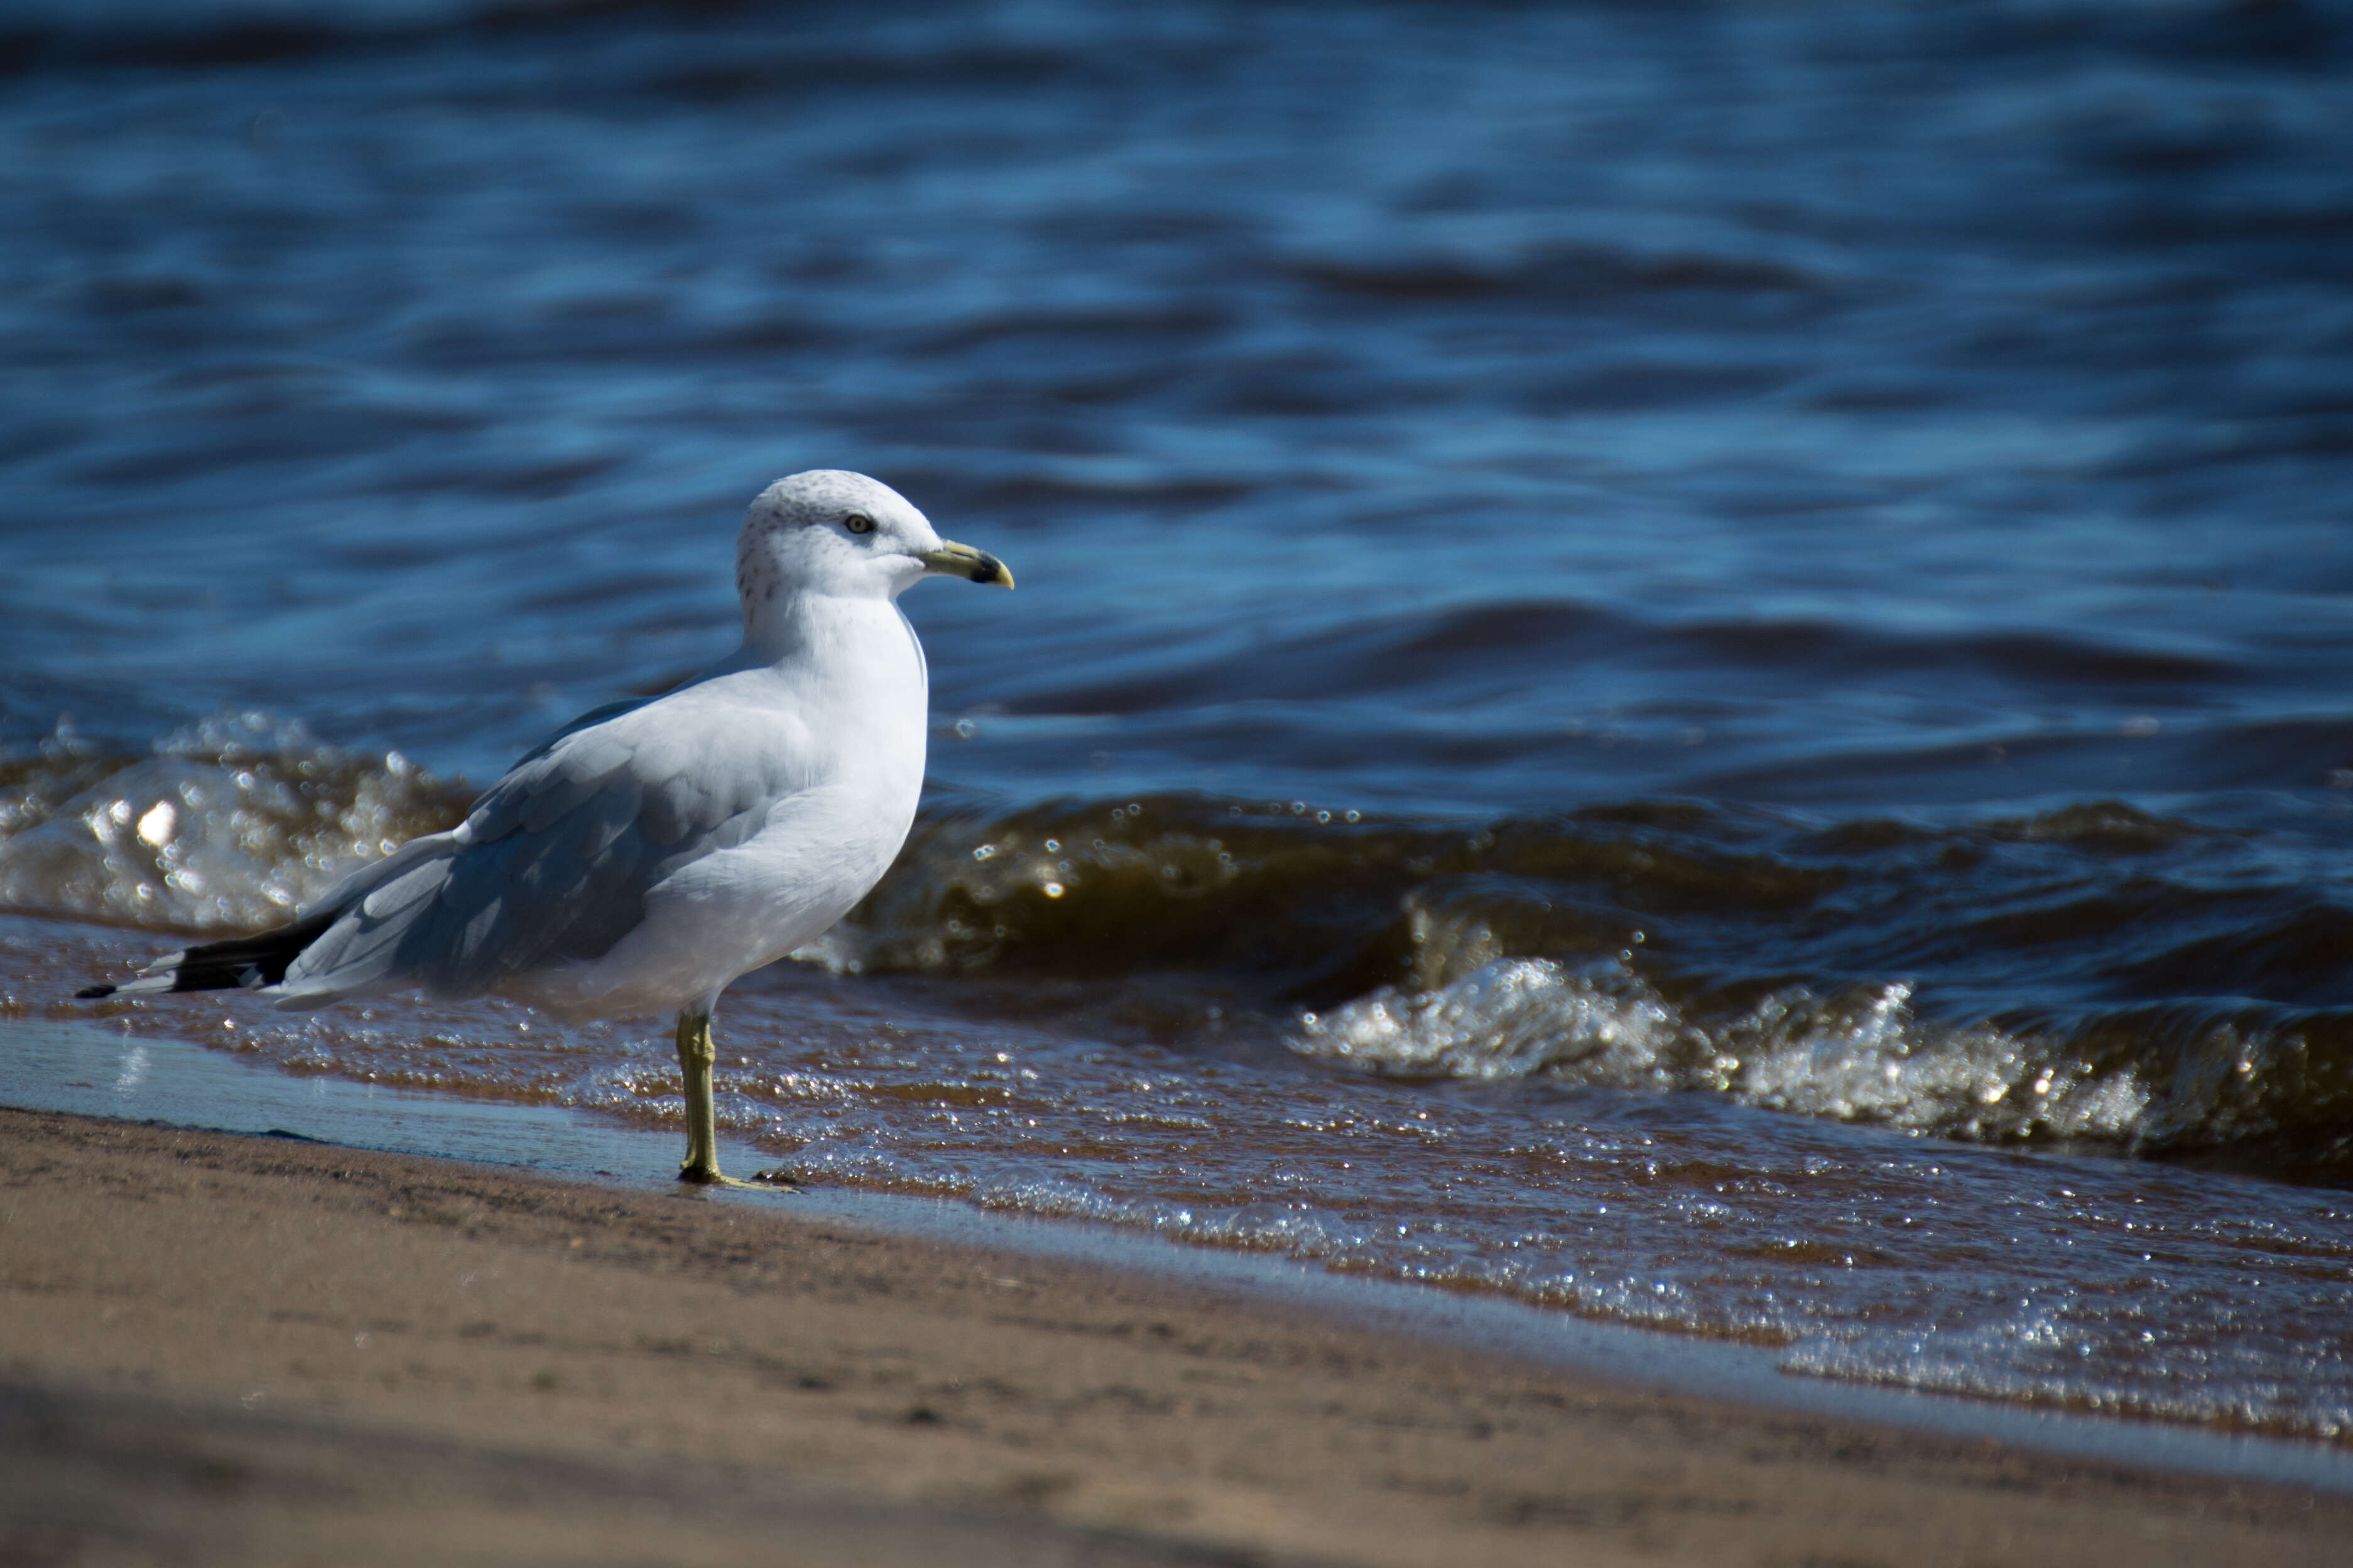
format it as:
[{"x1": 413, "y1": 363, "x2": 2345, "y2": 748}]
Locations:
[{"x1": 4, "y1": 0, "x2": 2353, "y2": 1444}]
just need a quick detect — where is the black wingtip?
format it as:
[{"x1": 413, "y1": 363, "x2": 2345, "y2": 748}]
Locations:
[{"x1": 75, "y1": 983, "x2": 116, "y2": 1000}]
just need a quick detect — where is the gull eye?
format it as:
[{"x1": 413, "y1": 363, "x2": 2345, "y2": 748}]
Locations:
[{"x1": 844, "y1": 513, "x2": 876, "y2": 535}]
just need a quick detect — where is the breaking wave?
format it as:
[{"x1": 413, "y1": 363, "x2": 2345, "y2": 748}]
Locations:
[
  {"x1": 13, "y1": 728, "x2": 2352, "y2": 1182},
  {"x1": 823, "y1": 794, "x2": 2353, "y2": 1183},
  {"x1": 0, "y1": 711, "x2": 469, "y2": 933}
]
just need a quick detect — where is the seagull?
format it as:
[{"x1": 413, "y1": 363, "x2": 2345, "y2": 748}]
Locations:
[{"x1": 77, "y1": 470, "x2": 1013, "y2": 1184}]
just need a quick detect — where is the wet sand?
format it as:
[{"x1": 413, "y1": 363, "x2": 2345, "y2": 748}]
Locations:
[{"x1": 1, "y1": 1106, "x2": 2344, "y2": 1567}]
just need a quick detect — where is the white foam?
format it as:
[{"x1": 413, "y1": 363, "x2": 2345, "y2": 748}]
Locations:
[
  {"x1": 1291, "y1": 957, "x2": 1688, "y2": 1084},
  {"x1": 1288, "y1": 960, "x2": 2154, "y2": 1146}
]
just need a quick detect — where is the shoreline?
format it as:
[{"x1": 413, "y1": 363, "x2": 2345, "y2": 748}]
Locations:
[
  {"x1": 7, "y1": 1015, "x2": 2352, "y2": 1494},
  {"x1": 0, "y1": 1096, "x2": 2348, "y2": 1563}
]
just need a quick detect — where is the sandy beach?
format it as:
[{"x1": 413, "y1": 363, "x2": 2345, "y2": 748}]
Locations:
[{"x1": 0, "y1": 1106, "x2": 2342, "y2": 1566}]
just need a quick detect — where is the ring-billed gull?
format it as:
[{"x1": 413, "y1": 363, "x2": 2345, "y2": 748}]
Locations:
[{"x1": 78, "y1": 470, "x2": 1013, "y2": 1184}]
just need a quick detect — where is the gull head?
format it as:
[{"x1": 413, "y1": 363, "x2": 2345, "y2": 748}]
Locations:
[{"x1": 736, "y1": 470, "x2": 1014, "y2": 614}]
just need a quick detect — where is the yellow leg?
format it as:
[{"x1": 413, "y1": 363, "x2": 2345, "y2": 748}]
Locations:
[{"x1": 676, "y1": 1010, "x2": 729, "y2": 1185}]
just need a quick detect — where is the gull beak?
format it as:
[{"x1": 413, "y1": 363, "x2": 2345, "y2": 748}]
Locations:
[{"x1": 918, "y1": 540, "x2": 1015, "y2": 589}]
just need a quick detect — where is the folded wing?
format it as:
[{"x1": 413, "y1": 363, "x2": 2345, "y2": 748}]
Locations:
[{"x1": 270, "y1": 691, "x2": 810, "y2": 1007}]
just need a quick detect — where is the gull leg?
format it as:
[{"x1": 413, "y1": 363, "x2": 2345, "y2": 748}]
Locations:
[{"x1": 676, "y1": 1009, "x2": 728, "y2": 1184}]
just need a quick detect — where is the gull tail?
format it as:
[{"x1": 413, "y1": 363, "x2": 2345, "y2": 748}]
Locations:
[
  {"x1": 74, "y1": 832, "x2": 461, "y2": 1007},
  {"x1": 76, "y1": 906, "x2": 344, "y2": 999}
]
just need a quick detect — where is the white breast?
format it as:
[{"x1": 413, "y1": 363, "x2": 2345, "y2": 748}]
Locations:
[{"x1": 505, "y1": 593, "x2": 930, "y2": 1021}]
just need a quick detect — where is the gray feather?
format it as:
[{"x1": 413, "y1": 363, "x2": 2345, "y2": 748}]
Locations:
[{"x1": 264, "y1": 690, "x2": 805, "y2": 1006}]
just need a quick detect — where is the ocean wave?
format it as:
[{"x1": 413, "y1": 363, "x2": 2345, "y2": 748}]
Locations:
[
  {"x1": 1293, "y1": 958, "x2": 1693, "y2": 1086},
  {"x1": 1291, "y1": 960, "x2": 2151, "y2": 1142},
  {"x1": 0, "y1": 710, "x2": 467, "y2": 933},
  {"x1": 990, "y1": 596, "x2": 2245, "y2": 722},
  {"x1": 1290, "y1": 957, "x2": 2353, "y2": 1182},
  {"x1": 16, "y1": 725, "x2": 2352, "y2": 1181},
  {"x1": 817, "y1": 791, "x2": 2353, "y2": 1180}
]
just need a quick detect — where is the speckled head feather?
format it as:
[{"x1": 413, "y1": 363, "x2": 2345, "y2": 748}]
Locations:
[{"x1": 734, "y1": 470, "x2": 944, "y2": 622}]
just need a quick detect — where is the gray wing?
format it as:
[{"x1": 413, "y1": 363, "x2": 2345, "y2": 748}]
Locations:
[{"x1": 280, "y1": 690, "x2": 808, "y2": 1003}]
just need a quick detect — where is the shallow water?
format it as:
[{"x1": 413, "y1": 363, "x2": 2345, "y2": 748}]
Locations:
[{"x1": 5, "y1": 0, "x2": 2353, "y2": 1444}]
